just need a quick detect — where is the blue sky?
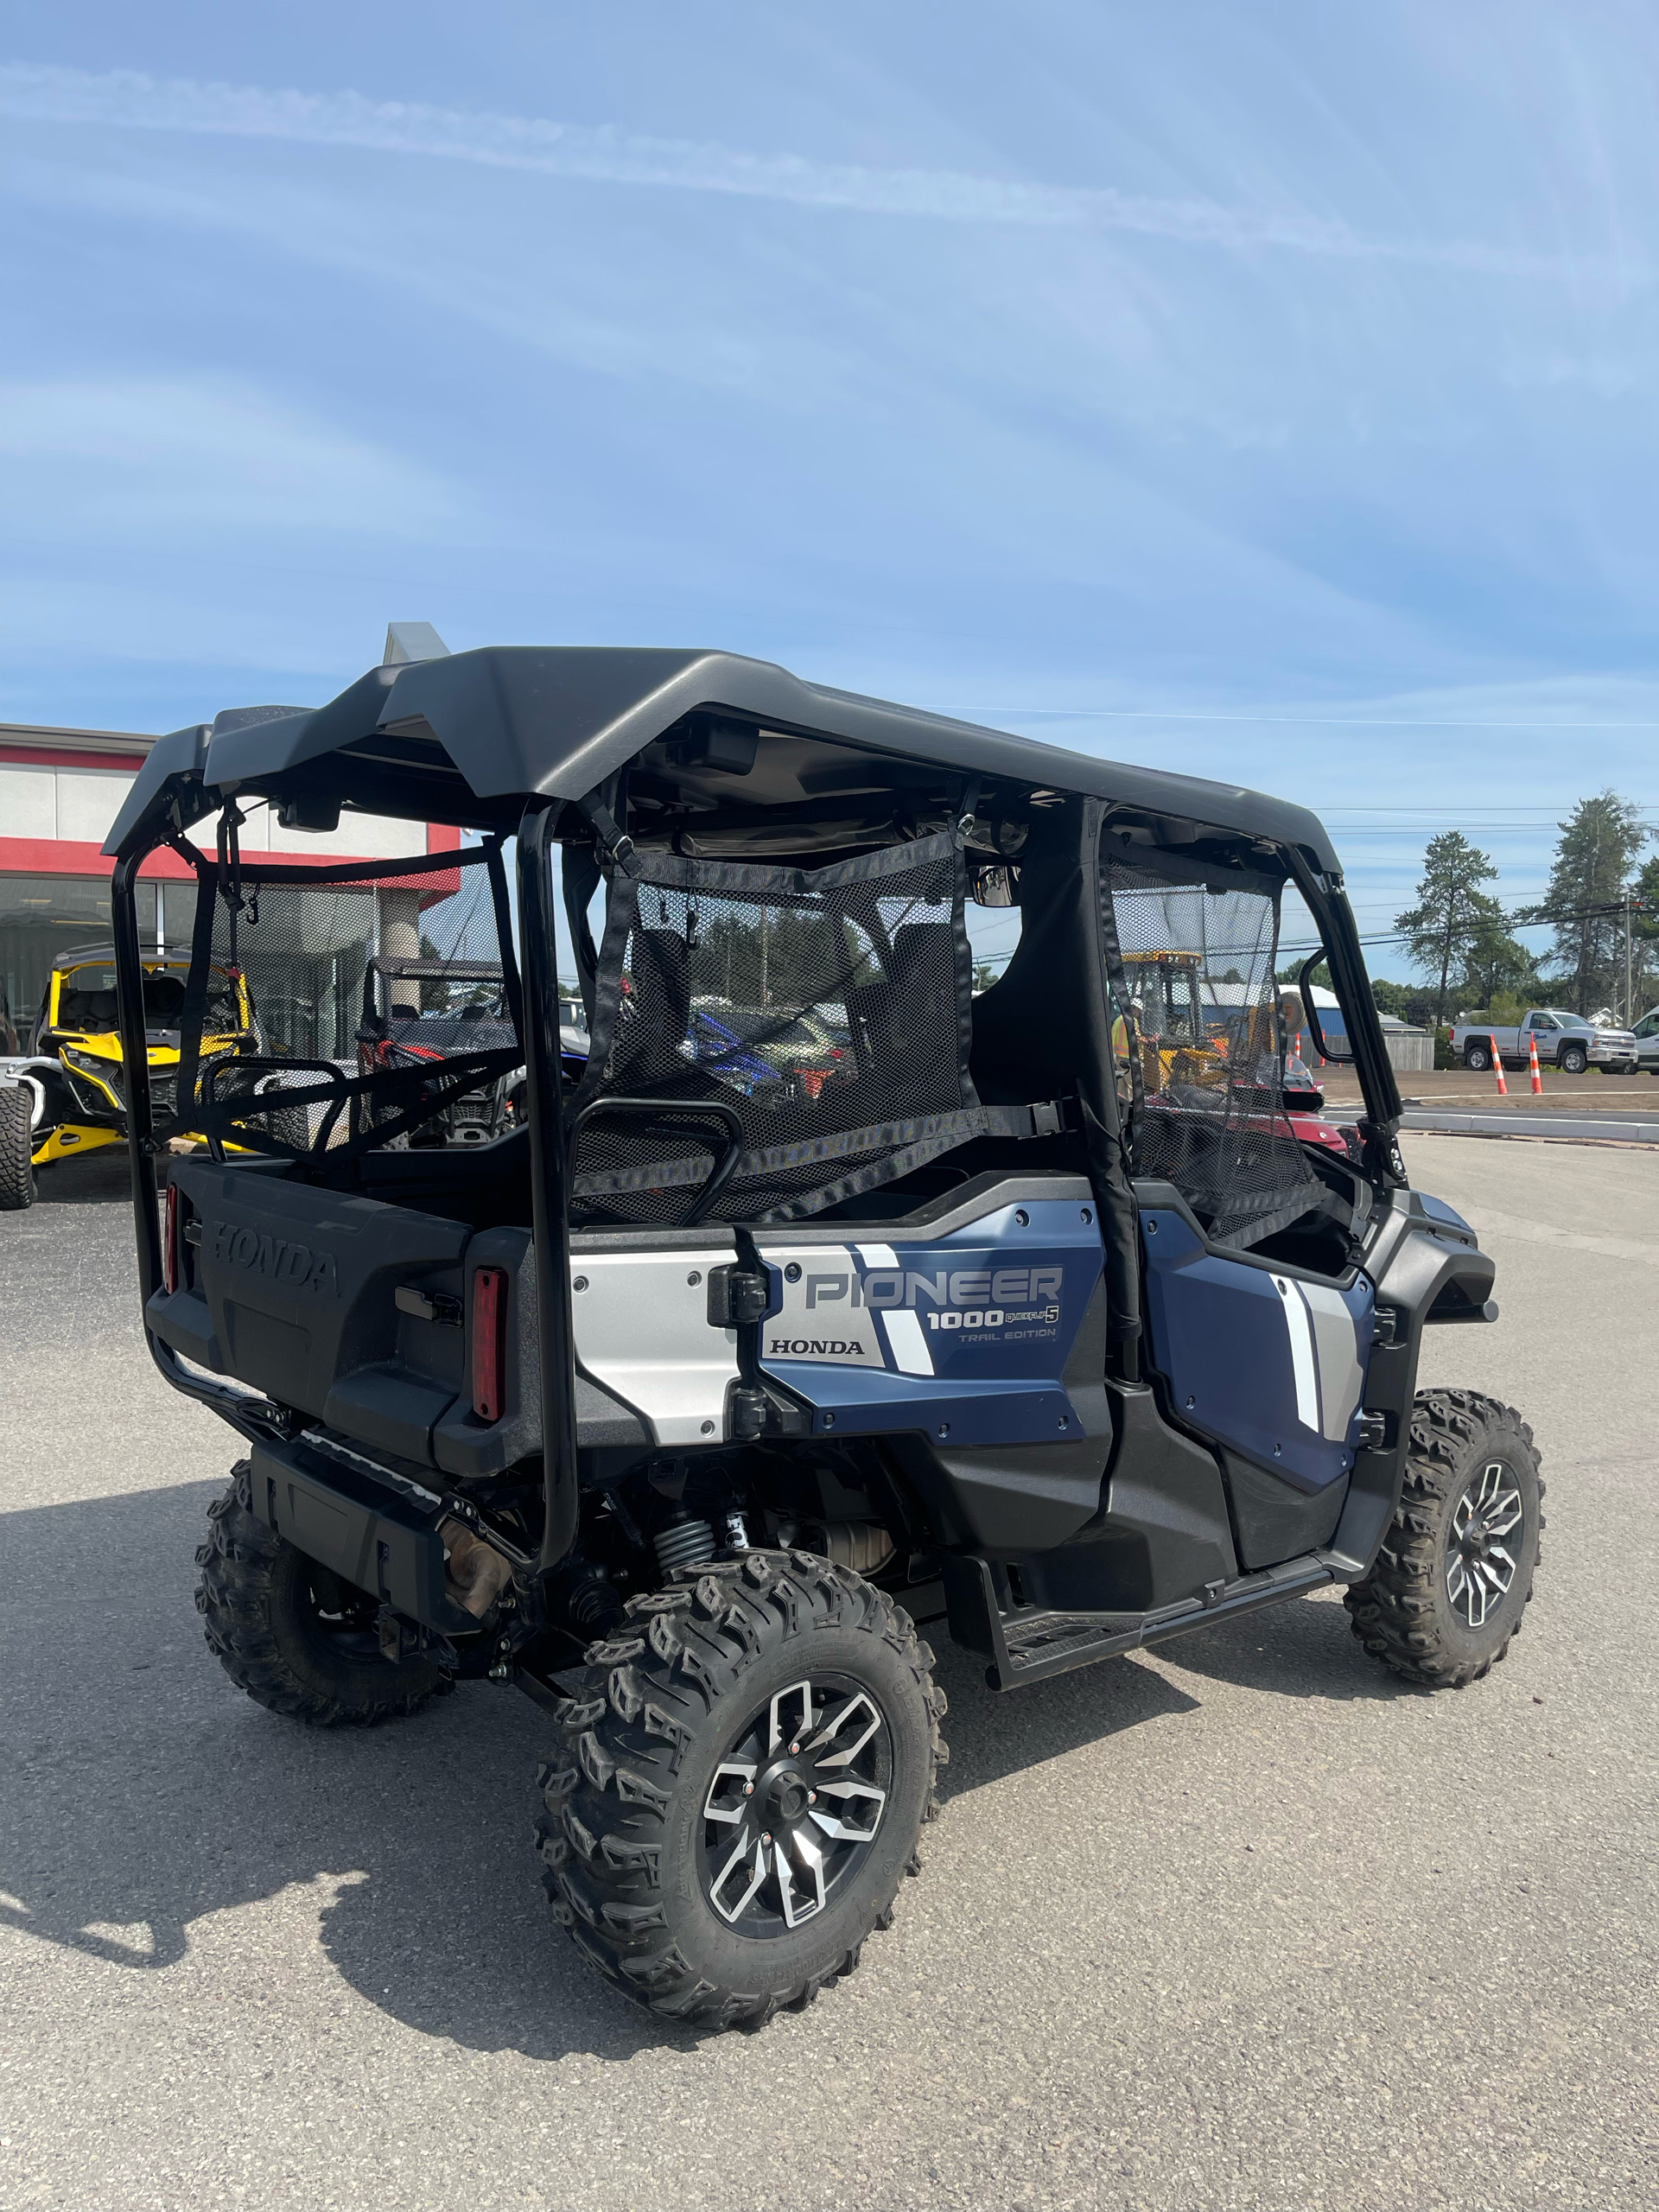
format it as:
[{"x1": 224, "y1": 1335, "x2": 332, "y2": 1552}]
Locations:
[{"x1": 3, "y1": 2, "x2": 1656, "y2": 973}]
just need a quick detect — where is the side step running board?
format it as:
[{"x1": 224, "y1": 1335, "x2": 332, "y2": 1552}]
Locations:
[{"x1": 944, "y1": 1554, "x2": 1336, "y2": 1692}]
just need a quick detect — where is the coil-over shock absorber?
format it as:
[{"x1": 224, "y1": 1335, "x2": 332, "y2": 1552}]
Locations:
[{"x1": 654, "y1": 1509, "x2": 717, "y2": 1577}]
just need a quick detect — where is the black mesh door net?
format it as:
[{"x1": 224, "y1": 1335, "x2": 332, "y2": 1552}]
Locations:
[
  {"x1": 568, "y1": 829, "x2": 1014, "y2": 1224},
  {"x1": 1096, "y1": 839, "x2": 1322, "y2": 1249}
]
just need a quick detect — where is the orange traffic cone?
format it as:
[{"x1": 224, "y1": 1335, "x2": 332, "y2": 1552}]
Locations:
[
  {"x1": 1528, "y1": 1029, "x2": 1542, "y2": 1094},
  {"x1": 1491, "y1": 1033, "x2": 1509, "y2": 1096}
]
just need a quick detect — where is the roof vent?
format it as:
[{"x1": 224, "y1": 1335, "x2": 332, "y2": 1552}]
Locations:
[{"x1": 383, "y1": 621, "x2": 450, "y2": 664}]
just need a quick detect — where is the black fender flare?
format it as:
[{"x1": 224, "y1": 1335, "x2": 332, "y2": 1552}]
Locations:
[{"x1": 1325, "y1": 1211, "x2": 1497, "y2": 1579}]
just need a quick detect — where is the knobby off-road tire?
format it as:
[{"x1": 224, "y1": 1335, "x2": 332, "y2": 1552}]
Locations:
[
  {"x1": 194, "y1": 1467, "x2": 449, "y2": 1725},
  {"x1": 0, "y1": 1086, "x2": 35, "y2": 1210},
  {"x1": 1344, "y1": 1389, "x2": 1543, "y2": 1688},
  {"x1": 535, "y1": 1550, "x2": 947, "y2": 2031}
]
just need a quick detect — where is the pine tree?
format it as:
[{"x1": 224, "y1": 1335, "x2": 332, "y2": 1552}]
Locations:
[
  {"x1": 1394, "y1": 832, "x2": 1498, "y2": 1026},
  {"x1": 1529, "y1": 792, "x2": 1649, "y2": 1014}
]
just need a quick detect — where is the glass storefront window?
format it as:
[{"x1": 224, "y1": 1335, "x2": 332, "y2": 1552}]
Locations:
[{"x1": 0, "y1": 875, "x2": 158, "y2": 1052}]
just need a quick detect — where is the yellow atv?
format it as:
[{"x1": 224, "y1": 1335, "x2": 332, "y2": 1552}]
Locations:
[
  {"x1": 15, "y1": 944, "x2": 254, "y2": 1187},
  {"x1": 1113, "y1": 949, "x2": 1230, "y2": 1094}
]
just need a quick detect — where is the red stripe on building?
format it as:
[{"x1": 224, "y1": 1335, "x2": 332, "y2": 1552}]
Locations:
[
  {"x1": 1, "y1": 823, "x2": 462, "y2": 881},
  {"x1": 0, "y1": 745, "x2": 151, "y2": 773}
]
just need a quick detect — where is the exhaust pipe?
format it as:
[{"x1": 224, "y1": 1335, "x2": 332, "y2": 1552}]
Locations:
[{"x1": 440, "y1": 1517, "x2": 514, "y2": 1618}]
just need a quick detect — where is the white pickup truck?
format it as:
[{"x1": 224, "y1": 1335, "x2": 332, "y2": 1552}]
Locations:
[{"x1": 1449, "y1": 1007, "x2": 1639, "y2": 1075}]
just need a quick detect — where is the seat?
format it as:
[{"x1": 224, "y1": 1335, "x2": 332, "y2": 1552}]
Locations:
[{"x1": 848, "y1": 920, "x2": 955, "y2": 1087}]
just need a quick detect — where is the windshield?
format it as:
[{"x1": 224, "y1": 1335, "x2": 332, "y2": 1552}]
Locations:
[
  {"x1": 699, "y1": 1008, "x2": 819, "y2": 1050},
  {"x1": 55, "y1": 963, "x2": 245, "y2": 1035},
  {"x1": 390, "y1": 993, "x2": 505, "y2": 1027}
]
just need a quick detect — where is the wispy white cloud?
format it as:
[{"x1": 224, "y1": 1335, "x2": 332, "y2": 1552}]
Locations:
[
  {"x1": 0, "y1": 376, "x2": 458, "y2": 536},
  {"x1": 0, "y1": 60, "x2": 1611, "y2": 279}
]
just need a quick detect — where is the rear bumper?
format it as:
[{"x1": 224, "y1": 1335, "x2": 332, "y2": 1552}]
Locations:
[{"x1": 244, "y1": 1433, "x2": 477, "y2": 1635}]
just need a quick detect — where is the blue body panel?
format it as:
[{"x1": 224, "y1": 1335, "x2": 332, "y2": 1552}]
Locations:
[
  {"x1": 1138, "y1": 1209, "x2": 1374, "y2": 1492},
  {"x1": 756, "y1": 1198, "x2": 1104, "y2": 1448},
  {"x1": 763, "y1": 1364, "x2": 1081, "y2": 1445}
]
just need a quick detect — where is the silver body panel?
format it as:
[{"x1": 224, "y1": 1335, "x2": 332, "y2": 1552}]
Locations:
[{"x1": 569, "y1": 1246, "x2": 740, "y2": 1446}]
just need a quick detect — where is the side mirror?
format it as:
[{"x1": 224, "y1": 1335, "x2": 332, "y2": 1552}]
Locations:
[
  {"x1": 1297, "y1": 952, "x2": 1355, "y2": 1064},
  {"x1": 276, "y1": 794, "x2": 342, "y2": 835},
  {"x1": 971, "y1": 863, "x2": 1017, "y2": 908}
]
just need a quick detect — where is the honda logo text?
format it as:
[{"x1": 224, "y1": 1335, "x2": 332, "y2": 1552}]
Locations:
[
  {"x1": 767, "y1": 1337, "x2": 868, "y2": 1357},
  {"x1": 212, "y1": 1219, "x2": 338, "y2": 1296}
]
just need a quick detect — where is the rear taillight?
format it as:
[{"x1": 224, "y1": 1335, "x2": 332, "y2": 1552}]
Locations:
[
  {"x1": 471, "y1": 1266, "x2": 507, "y2": 1422},
  {"x1": 162, "y1": 1182, "x2": 180, "y2": 1295}
]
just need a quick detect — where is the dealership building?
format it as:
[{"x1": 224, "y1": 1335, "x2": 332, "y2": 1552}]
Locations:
[{"x1": 0, "y1": 720, "x2": 454, "y2": 1051}]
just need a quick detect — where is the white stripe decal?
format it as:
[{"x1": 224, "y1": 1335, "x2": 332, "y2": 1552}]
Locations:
[
  {"x1": 1279, "y1": 1277, "x2": 1319, "y2": 1432},
  {"x1": 880, "y1": 1306, "x2": 934, "y2": 1376},
  {"x1": 853, "y1": 1243, "x2": 933, "y2": 1373}
]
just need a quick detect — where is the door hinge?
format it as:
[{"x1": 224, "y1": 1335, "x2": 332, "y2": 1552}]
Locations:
[{"x1": 707, "y1": 1265, "x2": 771, "y2": 1327}]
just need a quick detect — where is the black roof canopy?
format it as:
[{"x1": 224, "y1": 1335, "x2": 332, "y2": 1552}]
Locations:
[{"x1": 105, "y1": 645, "x2": 1341, "y2": 873}]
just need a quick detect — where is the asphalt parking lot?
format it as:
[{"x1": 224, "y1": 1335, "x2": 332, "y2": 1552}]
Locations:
[{"x1": 3, "y1": 1135, "x2": 1656, "y2": 2212}]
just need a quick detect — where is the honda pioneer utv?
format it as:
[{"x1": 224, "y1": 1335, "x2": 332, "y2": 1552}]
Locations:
[{"x1": 104, "y1": 644, "x2": 1542, "y2": 2031}]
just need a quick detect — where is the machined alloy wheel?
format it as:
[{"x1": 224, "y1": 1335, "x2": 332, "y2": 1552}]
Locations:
[
  {"x1": 1344, "y1": 1389, "x2": 1543, "y2": 1688},
  {"x1": 701, "y1": 1675, "x2": 891, "y2": 1935},
  {"x1": 1445, "y1": 1459, "x2": 1524, "y2": 1627},
  {"x1": 535, "y1": 1551, "x2": 945, "y2": 2030}
]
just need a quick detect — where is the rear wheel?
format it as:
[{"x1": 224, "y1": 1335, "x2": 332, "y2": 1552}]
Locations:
[
  {"x1": 0, "y1": 1086, "x2": 35, "y2": 1209},
  {"x1": 1463, "y1": 1044, "x2": 1491, "y2": 1072},
  {"x1": 194, "y1": 1469, "x2": 448, "y2": 1724},
  {"x1": 1344, "y1": 1389, "x2": 1543, "y2": 1688},
  {"x1": 535, "y1": 1551, "x2": 946, "y2": 2030}
]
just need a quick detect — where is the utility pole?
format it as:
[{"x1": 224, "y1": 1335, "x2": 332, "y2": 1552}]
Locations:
[{"x1": 1625, "y1": 886, "x2": 1634, "y2": 1027}]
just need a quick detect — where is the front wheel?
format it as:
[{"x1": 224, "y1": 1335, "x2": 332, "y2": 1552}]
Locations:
[
  {"x1": 0, "y1": 1086, "x2": 35, "y2": 1209},
  {"x1": 1344, "y1": 1389, "x2": 1543, "y2": 1688},
  {"x1": 1559, "y1": 1045, "x2": 1588, "y2": 1075},
  {"x1": 194, "y1": 1470, "x2": 448, "y2": 1724},
  {"x1": 535, "y1": 1551, "x2": 946, "y2": 2030}
]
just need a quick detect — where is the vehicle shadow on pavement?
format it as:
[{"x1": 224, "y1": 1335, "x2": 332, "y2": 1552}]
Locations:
[
  {"x1": 22, "y1": 1149, "x2": 151, "y2": 1206},
  {"x1": 928, "y1": 1640, "x2": 1200, "y2": 1805},
  {"x1": 1150, "y1": 1590, "x2": 1410, "y2": 1703},
  {"x1": 0, "y1": 1480, "x2": 676, "y2": 2063},
  {"x1": 0, "y1": 1482, "x2": 1389, "y2": 2061}
]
